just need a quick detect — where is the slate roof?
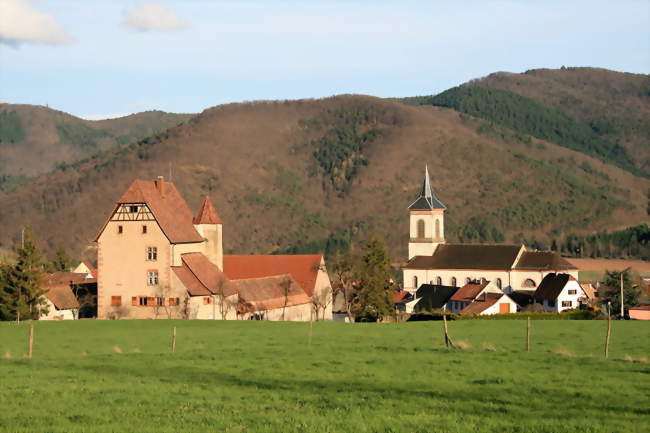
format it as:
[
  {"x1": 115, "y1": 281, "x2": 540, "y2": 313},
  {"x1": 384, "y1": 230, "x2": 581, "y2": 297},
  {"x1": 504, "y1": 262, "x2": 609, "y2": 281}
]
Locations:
[
  {"x1": 223, "y1": 254, "x2": 323, "y2": 297},
  {"x1": 193, "y1": 196, "x2": 222, "y2": 225},
  {"x1": 514, "y1": 251, "x2": 577, "y2": 271},
  {"x1": 408, "y1": 165, "x2": 446, "y2": 210},
  {"x1": 450, "y1": 280, "x2": 489, "y2": 302},
  {"x1": 460, "y1": 293, "x2": 504, "y2": 315},
  {"x1": 97, "y1": 178, "x2": 204, "y2": 244},
  {"x1": 414, "y1": 284, "x2": 458, "y2": 311},
  {"x1": 172, "y1": 253, "x2": 236, "y2": 297},
  {"x1": 533, "y1": 273, "x2": 577, "y2": 300},
  {"x1": 404, "y1": 243, "x2": 523, "y2": 270},
  {"x1": 233, "y1": 274, "x2": 311, "y2": 313}
]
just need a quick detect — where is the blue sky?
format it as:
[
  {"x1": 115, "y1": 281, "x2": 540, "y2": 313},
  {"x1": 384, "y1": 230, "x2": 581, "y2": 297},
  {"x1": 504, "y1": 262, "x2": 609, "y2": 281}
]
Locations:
[{"x1": 0, "y1": 0, "x2": 648, "y2": 119}]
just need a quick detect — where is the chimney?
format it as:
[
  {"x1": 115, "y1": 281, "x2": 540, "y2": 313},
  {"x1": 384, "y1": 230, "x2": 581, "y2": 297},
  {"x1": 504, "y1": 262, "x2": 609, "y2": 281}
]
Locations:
[{"x1": 155, "y1": 176, "x2": 165, "y2": 196}]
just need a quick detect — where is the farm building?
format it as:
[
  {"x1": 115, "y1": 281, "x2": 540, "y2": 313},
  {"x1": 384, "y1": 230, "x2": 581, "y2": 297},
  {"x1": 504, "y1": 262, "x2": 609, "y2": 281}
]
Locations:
[
  {"x1": 95, "y1": 176, "x2": 332, "y2": 320},
  {"x1": 403, "y1": 167, "x2": 578, "y2": 294},
  {"x1": 39, "y1": 271, "x2": 91, "y2": 320}
]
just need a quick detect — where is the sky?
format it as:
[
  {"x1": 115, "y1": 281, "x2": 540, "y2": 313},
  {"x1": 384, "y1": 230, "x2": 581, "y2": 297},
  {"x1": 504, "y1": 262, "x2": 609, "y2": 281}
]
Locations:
[{"x1": 0, "y1": 0, "x2": 648, "y2": 120}]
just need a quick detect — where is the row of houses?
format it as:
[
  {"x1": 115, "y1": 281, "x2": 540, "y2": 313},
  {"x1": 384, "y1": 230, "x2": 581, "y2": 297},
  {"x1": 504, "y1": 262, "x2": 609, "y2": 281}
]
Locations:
[{"x1": 397, "y1": 272, "x2": 591, "y2": 316}]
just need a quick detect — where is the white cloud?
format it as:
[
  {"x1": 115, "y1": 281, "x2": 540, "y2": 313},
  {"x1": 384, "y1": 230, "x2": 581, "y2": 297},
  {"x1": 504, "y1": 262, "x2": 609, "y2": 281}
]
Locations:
[
  {"x1": 0, "y1": 0, "x2": 70, "y2": 45},
  {"x1": 124, "y1": 2, "x2": 188, "y2": 32}
]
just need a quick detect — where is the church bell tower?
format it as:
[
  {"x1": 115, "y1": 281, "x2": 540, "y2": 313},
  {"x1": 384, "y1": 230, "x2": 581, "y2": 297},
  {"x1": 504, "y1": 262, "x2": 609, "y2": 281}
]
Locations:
[{"x1": 408, "y1": 165, "x2": 446, "y2": 259}]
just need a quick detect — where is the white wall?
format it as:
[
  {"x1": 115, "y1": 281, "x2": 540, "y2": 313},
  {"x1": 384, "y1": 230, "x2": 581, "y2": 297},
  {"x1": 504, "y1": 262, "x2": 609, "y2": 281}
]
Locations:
[{"x1": 541, "y1": 279, "x2": 585, "y2": 312}]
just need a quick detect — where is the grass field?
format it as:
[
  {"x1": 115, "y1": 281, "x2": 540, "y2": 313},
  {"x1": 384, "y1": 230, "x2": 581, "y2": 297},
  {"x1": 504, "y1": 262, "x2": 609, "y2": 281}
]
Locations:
[{"x1": 1, "y1": 320, "x2": 649, "y2": 433}]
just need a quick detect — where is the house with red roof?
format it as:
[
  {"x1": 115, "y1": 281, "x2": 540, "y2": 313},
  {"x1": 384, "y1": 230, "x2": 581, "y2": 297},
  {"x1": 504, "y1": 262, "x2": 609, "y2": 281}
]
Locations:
[
  {"x1": 447, "y1": 279, "x2": 518, "y2": 315},
  {"x1": 95, "y1": 176, "x2": 332, "y2": 321}
]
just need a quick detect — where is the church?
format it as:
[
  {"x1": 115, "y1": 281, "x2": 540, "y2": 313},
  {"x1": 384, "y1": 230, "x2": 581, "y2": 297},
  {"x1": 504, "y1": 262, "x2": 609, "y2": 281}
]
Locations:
[
  {"x1": 95, "y1": 176, "x2": 332, "y2": 321},
  {"x1": 402, "y1": 167, "x2": 578, "y2": 295}
]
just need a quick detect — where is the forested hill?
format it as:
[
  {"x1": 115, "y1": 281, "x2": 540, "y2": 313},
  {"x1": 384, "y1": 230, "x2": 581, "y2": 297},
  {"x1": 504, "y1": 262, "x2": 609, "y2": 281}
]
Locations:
[
  {"x1": 401, "y1": 67, "x2": 650, "y2": 176},
  {"x1": 0, "y1": 90, "x2": 647, "y2": 261},
  {"x1": 0, "y1": 104, "x2": 192, "y2": 189}
]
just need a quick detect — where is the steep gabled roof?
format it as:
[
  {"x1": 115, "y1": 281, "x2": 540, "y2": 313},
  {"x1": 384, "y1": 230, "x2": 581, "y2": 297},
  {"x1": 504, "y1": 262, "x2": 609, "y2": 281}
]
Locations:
[
  {"x1": 172, "y1": 252, "x2": 236, "y2": 296},
  {"x1": 414, "y1": 284, "x2": 458, "y2": 311},
  {"x1": 408, "y1": 165, "x2": 446, "y2": 210},
  {"x1": 193, "y1": 196, "x2": 223, "y2": 224},
  {"x1": 97, "y1": 178, "x2": 203, "y2": 244},
  {"x1": 233, "y1": 274, "x2": 311, "y2": 313},
  {"x1": 533, "y1": 273, "x2": 578, "y2": 300},
  {"x1": 514, "y1": 251, "x2": 577, "y2": 271},
  {"x1": 404, "y1": 244, "x2": 523, "y2": 271},
  {"x1": 223, "y1": 254, "x2": 323, "y2": 296},
  {"x1": 450, "y1": 280, "x2": 489, "y2": 302},
  {"x1": 460, "y1": 293, "x2": 504, "y2": 315}
]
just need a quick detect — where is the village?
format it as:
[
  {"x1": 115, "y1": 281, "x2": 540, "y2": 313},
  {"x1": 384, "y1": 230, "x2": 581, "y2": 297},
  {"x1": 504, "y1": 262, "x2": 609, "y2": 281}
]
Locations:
[{"x1": 7, "y1": 167, "x2": 645, "y2": 323}]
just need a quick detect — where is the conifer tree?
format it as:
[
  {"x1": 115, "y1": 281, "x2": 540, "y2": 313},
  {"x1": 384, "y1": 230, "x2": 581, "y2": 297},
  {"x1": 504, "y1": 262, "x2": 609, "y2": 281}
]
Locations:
[
  {"x1": 353, "y1": 236, "x2": 395, "y2": 321},
  {"x1": 49, "y1": 245, "x2": 72, "y2": 272},
  {"x1": 0, "y1": 230, "x2": 48, "y2": 321}
]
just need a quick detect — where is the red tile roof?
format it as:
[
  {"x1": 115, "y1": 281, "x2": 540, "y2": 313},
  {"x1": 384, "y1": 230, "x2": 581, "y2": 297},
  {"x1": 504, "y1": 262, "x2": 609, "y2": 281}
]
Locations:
[
  {"x1": 223, "y1": 254, "x2": 323, "y2": 296},
  {"x1": 460, "y1": 293, "x2": 503, "y2": 315},
  {"x1": 233, "y1": 274, "x2": 311, "y2": 313},
  {"x1": 43, "y1": 272, "x2": 95, "y2": 286},
  {"x1": 450, "y1": 281, "x2": 488, "y2": 302},
  {"x1": 43, "y1": 284, "x2": 80, "y2": 310},
  {"x1": 172, "y1": 253, "x2": 236, "y2": 296},
  {"x1": 193, "y1": 196, "x2": 222, "y2": 224},
  {"x1": 98, "y1": 178, "x2": 204, "y2": 244},
  {"x1": 81, "y1": 260, "x2": 98, "y2": 278}
]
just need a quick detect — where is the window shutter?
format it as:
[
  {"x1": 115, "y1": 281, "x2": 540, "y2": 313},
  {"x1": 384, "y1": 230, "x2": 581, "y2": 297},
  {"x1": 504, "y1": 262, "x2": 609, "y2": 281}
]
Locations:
[
  {"x1": 147, "y1": 297, "x2": 155, "y2": 306},
  {"x1": 131, "y1": 296, "x2": 137, "y2": 306}
]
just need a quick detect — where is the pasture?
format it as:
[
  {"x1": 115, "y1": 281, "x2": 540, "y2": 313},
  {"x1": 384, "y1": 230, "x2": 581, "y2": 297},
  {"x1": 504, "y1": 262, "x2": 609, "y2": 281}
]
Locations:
[{"x1": 0, "y1": 320, "x2": 649, "y2": 433}]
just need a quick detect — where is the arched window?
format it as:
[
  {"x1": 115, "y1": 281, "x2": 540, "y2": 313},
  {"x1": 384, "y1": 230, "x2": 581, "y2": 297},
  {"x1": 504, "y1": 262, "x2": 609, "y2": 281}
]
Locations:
[
  {"x1": 522, "y1": 278, "x2": 536, "y2": 288},
  {"x1": 436, "y1": 276, "x2": 442, "y2": 285},
  {"x1": 451, "y1": 277, "x2": 457, "y2": 287},
  {"x1": 496, "y1": 278, "x2": 502, "y2": 289},
  {"x1": 413, "y1": 276, "x2": 418, "y2": 289},
  {"x1": 417, "y1": 219, "x2": 425, "y2": 238},
  {"x1": 466, "y1": 277, "x2": 472, "y2": 284},
  {"x1": 435, "y1": 219, "x2": 440, "y2": 239}
]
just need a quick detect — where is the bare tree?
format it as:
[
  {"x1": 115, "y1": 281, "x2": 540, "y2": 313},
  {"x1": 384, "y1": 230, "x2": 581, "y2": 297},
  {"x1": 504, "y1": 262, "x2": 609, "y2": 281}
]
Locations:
[
  {"x1": 214, "y1": 274, "x2": 235, "y2": 320},
  {"x1": 153, "y1": 284, "x2": 179, "y2": 319},
  {"x1": 280, "y1": 277, "x2": 292, "y2": 321},
  {"x1": 311, "y1": 288, "x2": 332, "y2": 321},
  {"x1": 329, "y1": 252, "x2": 359, "y2": 323}
]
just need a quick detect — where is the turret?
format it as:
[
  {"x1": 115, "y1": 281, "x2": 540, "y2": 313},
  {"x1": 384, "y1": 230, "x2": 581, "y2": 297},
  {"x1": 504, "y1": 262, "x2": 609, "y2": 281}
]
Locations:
[
  {"x1": 193, "y1": 196, "x2": 223, "y2": 270},
  {"x1": 408, "y1": 165, "x2": 445, "y2": 259}
]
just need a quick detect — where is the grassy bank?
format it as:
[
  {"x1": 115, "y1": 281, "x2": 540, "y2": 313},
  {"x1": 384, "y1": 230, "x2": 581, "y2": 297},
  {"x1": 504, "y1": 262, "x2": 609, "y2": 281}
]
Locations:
[{"x1": 0, "y1": 320, "x2": 648, "y2": 432}]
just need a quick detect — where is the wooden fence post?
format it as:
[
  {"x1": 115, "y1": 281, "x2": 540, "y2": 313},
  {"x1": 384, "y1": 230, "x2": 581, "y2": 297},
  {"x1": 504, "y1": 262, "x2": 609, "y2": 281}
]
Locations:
[
  {"x1": 605, "y1": 304, "x2": 611, "y2": 359},
  {"x1": 171, "y1": 326, "x2": 176, "y2": 353},
  {"x1": 526, "y1": 316, "x2": 531, "y2": 352},
  {"x1": 27, "y1": 324, "x2": 34, "y2": 359},
  {"x1": 442, "y1": 314, "x2": 454, "y2": 348}
]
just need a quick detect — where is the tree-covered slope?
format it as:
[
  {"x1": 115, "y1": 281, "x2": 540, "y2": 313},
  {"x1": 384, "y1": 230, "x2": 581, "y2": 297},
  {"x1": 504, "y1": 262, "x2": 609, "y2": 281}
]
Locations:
[
  {"x1": 0, "y1": 95, "x2": 646, "y2": 261},
  {"x1": 0, "y1": 104, "x2": 193, "y2": 182},
  {"x1": 406, "y1": 84, "x2": 642, "y2": 177}
]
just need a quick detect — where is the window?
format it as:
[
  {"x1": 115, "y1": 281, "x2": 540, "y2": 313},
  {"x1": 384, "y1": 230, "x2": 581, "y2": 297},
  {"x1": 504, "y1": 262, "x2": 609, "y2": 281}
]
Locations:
[
  {"x1": 451, "y1": 277, "x2": 457, "y2": 287},
  {"x1": 435, "y1": 219, "x2": 440, "y2": 239},
  {"x1": 147, "y1": 271, "x2": 159, "y2": 286},
  {"x1": 156, "y1": 297, "x2": 164, "y2": 306},
  {"x1": 147, "y1": 247, "x2": 158, "y2": 261},
  {"x1": 129, "y1": 205, "x2": 138, "y2": 213},
  {"x1": 203, "y1": 297, "x2": 212, "y2": 305},
  {"x1": 413, "y1": 276, "x2": 418, "y2": 289},
  {"x1": 496, "y1": 278, "x2": 502, "y2": 289},
  {"x1": 436, "y1": 276, "x2": 442, "y2": 285},
  {"x1": 139, "y1": 297, "x2": 147, "y2": 306},
  {"x1": 118, "y1": 225, "x2": 123, "y2": 234},
  {"x1": 548, "y1": 300, "x2": 555, "y2": 307},
  {"x1": 111, "y1": 296, "x2": 122, "y2": 307},
  {"x1": 568, "y1": 289, "x2": 577, "y2": 295},
  {"x1": 562, "y1": 301, "x2": 572, "y2": 308},
  {"x1": 466, "y1": 277, "x2": 471, "y2": 284},
  {"x1": 522, "y1": 279, "x2": 536, "y2": 288},
  {"x1": 417, "y1": 219, "x2": 425, "y2": 238},
  {"x1": 142, "y1": 225, "x2": 147, "y2": 234},
  {"x1": 168, "y1": 297, "x2": 180, "y2": 306}
]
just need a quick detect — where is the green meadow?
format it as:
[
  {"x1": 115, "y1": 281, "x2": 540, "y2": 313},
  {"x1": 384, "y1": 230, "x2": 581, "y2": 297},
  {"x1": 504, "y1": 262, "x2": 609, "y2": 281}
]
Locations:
[{"x1": 0, "y1": 320, "x2": 648, "y2": 433}]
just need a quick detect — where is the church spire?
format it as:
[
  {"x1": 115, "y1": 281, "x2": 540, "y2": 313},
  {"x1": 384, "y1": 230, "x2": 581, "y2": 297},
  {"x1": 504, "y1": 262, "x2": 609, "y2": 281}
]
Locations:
[{"x1": 408, "y1": 165, "x2": 445, "y2": 210}]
